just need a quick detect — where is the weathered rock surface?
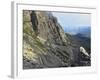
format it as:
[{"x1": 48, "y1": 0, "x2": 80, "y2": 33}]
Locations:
[{"x1": 23, "y1": 10, "x2": 90, "y2": 69}]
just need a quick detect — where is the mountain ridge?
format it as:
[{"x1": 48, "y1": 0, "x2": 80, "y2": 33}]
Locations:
[{"x1": 23, "y1": 10, "x2": 91, "y2": 69}]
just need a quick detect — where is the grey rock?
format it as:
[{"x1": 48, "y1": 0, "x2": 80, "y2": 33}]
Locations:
[{"x1": 23, "y1": 10, "x2": 91, "y2": 69}]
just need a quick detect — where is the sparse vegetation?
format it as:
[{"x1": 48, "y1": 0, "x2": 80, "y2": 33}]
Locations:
[{"x1": 23, "y1": 10, "x2": 91, "y2": 69}]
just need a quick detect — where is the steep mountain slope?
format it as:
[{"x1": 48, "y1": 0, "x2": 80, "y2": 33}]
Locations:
[
  {"x1": 23, "y1": 10, "x2": 90, "y2": 69},
  {"x1": 65, "y1": 33, "x2": 91, "y2": 66}
]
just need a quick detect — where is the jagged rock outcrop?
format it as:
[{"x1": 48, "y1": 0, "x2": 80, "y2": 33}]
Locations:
[
  {"x1": 23, "y1": 10, "x2": 90, "y2": 69},
  {"x1": 30, "y1": 11, "x2": 70, "y2": 45},
  {"x1": 80, "y1": 46, "x2": 90, "y2": 57}
]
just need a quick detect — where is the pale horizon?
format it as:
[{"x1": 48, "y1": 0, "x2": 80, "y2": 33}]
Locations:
[{"x1": 52, "y1": 12, "x2": 91, "y2": 34}]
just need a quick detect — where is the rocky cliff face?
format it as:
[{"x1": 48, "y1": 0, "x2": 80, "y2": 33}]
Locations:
[{"x1": 23, "y1": 10, "x2": 90, "y2": 69}]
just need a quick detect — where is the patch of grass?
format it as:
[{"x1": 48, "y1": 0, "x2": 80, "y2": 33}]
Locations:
[
  {"x1": 23, "y1": 22, "x2": 37, "y2": 38},
  {"x1": 35, "y1": 38, "x2": 47, "y2": 52},
  {"x1": 23, "y1": 20, "x2": 47, "y2": 53},
  {"x1": 23, "y1": 22, "x2": 32, "y2": 35}
]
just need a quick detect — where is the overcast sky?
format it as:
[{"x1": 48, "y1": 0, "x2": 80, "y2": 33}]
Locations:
[{"x1": 52, "y1": 12, "x2": 91, "y2": 33}]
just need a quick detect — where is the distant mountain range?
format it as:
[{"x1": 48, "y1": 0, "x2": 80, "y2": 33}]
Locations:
[
  {"x1": 78, "y1": 27, "x2": 91, "y2": 38},
  {"x1": 64, "y1": 26, "x2": 91, "y2": 38}
]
